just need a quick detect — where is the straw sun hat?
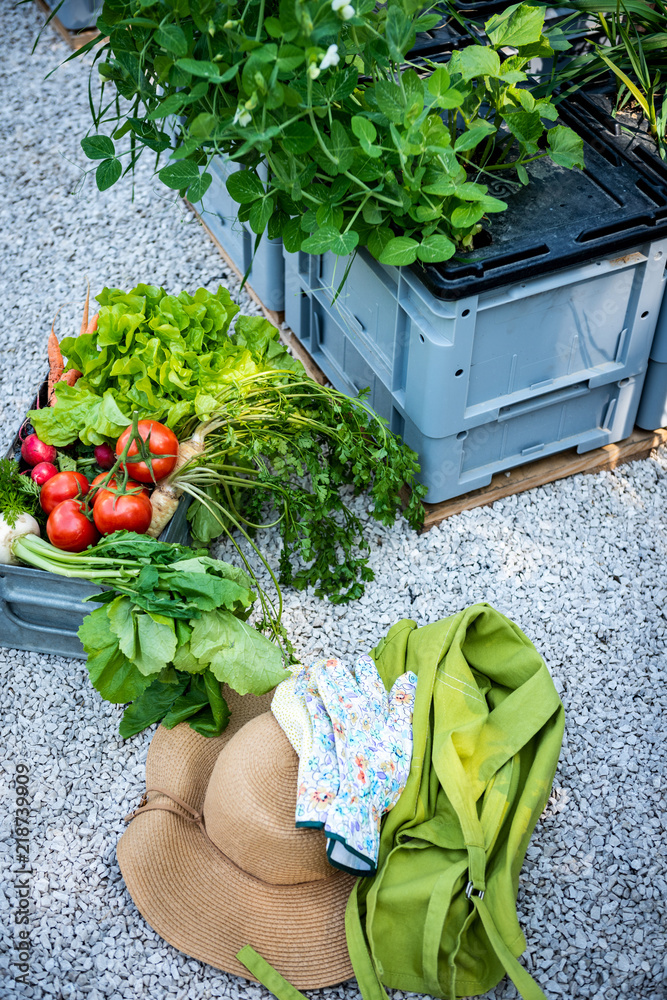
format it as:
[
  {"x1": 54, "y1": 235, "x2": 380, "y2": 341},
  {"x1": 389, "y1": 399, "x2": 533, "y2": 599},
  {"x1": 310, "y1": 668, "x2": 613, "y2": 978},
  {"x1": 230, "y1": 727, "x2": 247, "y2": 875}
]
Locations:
[{"x1": 117, "y1": 686, "x2": 357, "y2": 988}]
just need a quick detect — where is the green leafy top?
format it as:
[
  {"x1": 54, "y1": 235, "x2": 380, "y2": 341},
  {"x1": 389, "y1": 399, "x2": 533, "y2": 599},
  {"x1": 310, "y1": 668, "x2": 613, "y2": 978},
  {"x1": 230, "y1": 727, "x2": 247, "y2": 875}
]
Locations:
[
  {"x1": 76, "y1": 1, "x2": 584, "y2": 265},
  {"x1": 27, "y1": 284, "x2": 302, "y2": 446},
  {"x1": 0, "y1": 458, "x2": 42, "y2": 527}
]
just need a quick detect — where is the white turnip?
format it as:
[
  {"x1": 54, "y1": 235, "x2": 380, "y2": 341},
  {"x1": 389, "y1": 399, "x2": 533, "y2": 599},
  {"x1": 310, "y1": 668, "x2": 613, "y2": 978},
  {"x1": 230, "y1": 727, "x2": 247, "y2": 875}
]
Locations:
[{"x1": 0, "y1": 513, "x2": 41, "y2": 565}]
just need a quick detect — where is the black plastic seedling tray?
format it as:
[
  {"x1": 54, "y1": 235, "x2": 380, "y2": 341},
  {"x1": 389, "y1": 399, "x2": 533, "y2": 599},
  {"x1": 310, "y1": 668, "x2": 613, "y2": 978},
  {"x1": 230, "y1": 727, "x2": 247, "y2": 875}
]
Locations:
[
  {"x1": 560, "y1": 89, "x2": 667, "y2": 193},
  {"x1": 408, "y1": 15, "x2": 471, "y2": 60},
  {"x1": 415, "y1": 117, "x2": 667, "y2": 301},
  {"x1": 0, "y1": 379, "x2": 191, "y2": 658}
]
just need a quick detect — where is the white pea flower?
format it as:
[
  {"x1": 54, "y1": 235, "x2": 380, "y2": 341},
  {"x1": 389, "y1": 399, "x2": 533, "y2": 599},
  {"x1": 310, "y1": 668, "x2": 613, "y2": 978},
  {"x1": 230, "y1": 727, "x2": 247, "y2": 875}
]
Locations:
[
  {"x1": 319, "y1": 44, "x2": 340, "y2": 71},
  {"x1": 331, "y1": 0, "x2": 347, "y2": 10},
  {"x1": 307, "y1": 63, "x2": 321, "y2": 79},
  {"x1": 233, "y1": 106, "x2": 252, "y2": 127},
  {"x1": 341, "y1": 4, "x2": 355, "y2": 18}
]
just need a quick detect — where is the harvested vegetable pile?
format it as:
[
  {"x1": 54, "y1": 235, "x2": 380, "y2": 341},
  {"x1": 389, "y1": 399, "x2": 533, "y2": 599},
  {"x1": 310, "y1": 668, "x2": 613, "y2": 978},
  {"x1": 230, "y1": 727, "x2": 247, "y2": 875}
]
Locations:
[
  {"x1": 10, "y1": 530, "x2": 287, "y2": 738},
  {"x1": 28, "y1": 283, "x2": 426, "y2": 602}
]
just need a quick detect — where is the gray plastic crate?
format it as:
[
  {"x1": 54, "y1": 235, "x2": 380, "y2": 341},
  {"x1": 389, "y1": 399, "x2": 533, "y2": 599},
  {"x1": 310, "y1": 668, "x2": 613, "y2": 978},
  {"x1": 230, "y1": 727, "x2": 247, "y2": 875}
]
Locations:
[
  {"x1": 54, "y1": 0, "x2": 103, "y2": 29},
  {"x1": 1, "y1": 385, "x2": 192, "y2": 658},
  {"x1": 636, "y1": 263, "x2": 667, "y2": 429},
  {"x1": 284, "y1": 247, "x2": 659, "y2": 502},
  {"x1": 284, "y1": 239, "x2": 667, "y2": 440},
  {"x1": 200, "y1": 157, "x2": 285, "y2": 311},
  {"x1": 401, "y1": 376, "x2": 645, "y2": 501},
  {"x1": 636, "y1": 360, "x2": 667, "y2": 430}
]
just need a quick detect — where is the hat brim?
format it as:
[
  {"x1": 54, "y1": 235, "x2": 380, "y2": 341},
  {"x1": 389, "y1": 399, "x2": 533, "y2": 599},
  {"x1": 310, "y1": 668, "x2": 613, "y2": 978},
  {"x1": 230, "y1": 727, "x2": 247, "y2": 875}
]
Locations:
[{"x1": 117, "y1": 687, "x2": 356, "y2": 989}]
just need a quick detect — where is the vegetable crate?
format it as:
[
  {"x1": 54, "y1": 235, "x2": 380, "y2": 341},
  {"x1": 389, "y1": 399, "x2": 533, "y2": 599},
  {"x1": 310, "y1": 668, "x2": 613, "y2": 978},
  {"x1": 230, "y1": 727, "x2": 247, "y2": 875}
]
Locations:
[
  {"x1": 559, "y1": 92, "x2": 667, "y2": 431},
  {"x1": 54, "y1": 0, "x2": 103, "y2": 30},
  {"x1": 284, "y1": 124, "x2": 667, "y2": 502},
  {"x1": 199, "y1": 157, "x2": 285, "y2": 312},
  {"x1": 0, "y1": 383, "x2": 190, "y2": 660}
]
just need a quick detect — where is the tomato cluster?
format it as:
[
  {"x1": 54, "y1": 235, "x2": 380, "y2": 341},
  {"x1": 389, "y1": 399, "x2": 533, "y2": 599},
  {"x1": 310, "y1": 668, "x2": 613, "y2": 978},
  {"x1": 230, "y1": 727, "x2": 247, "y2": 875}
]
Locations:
[{"x1": 40, "y1": 421, "x2": 178, "y2": 552}]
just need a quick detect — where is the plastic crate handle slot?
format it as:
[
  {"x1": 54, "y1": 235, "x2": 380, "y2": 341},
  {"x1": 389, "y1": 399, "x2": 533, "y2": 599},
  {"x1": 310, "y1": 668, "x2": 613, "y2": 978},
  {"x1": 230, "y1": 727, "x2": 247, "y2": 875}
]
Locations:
[{"x1": 497, "y1": 381, "x2": 589, "y2": 422}]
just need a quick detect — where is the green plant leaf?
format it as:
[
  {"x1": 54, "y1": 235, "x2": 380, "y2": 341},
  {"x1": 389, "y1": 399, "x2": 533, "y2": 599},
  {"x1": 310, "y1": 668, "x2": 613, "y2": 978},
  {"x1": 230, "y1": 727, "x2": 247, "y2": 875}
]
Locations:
[
  {"x1": 451, "y1": 202, "x2": 486, "y2": 228},
  {"x1": 79, "y1": 607, "x2": 154, "y2": 704},
  {"x1": 454, "y1": 120, "x2": 497, "y2": 152},
  {"x1": 351, "y1": 115, "x2": 377, "y2": 145},
  {"x1": 301, "y1": 225, "x2": 358, "y2": 256},
  {"x1": 155, "y1": 24, "x2": 188, "y2": 57},
  {"x1": 118, "y1": 673, "x2": 189, "y2": 739},
  {"x1": 375, "y1": 80, "x2": 406, "y2": 124},
  {"x1": 175, "y1": 58, "x2": 227, "y2": 81},
  {"x1": 249, "y1": 197, "x2": 274, "y2": 234},
  {"x1": 96, "y1": 157, "x2": 122, "y2": 191},
  {"x1": 417, "y1": 235, "x2": 456, "y2": 263},
  {"x1": 379, "y1": 237, "x2": 419, "y2": 266},
  {"x1": 504, "y1": 109, "x2": 544, "y2": 146},
  {"x1": 276, "y1": 44, "x2": 305, "y2": 72},
  {"x1": 455, "y1": 46, "x2": 501, "y2": 80},
  {"x1": 282, "y1": 121, "x2": 316, "y2": 154},
  {"x1": 158, "y1": 159, "x2": 200, "y2": 189},
  {"x1": 81, "y1": 135, "x2": 115, "y2": 160},
  {"x1": 186, "y1": 171, "x2": 212, "y2": 203},
  {"x1": 282, "y1": 217, "x2": 303, "y2": 253},
  {"x1": 547, "y1": 126, "x2": 585, "y2": 169},
  {"x1": 190, "y1": 609, "x2": 287, "y2": 695},
  {"x1": 190, "y1": 112, "x2": 217, "y2": 138},
  {"x1": 226, "y1": 170, "x2": 265, "y2": 204},
  {"x1": 367, "y1": 226, "x2": 395, "y2": 260},
  {"x1": 485, "y1": 3, "x2": 546, "y2": 48}
]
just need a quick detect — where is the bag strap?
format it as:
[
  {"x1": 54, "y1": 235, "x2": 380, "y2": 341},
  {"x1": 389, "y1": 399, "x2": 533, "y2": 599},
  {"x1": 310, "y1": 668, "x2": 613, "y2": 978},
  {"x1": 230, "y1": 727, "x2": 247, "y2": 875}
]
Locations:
[
  {"x1": 236, "y1": 946, "x2": 310, "y2": 1000},
  {"x1": 345, "y1": 883, "x2": 392, "y2": 1000},
  {"x1": 473, "y1": 898, "x2": 548, "y2": 1000}
]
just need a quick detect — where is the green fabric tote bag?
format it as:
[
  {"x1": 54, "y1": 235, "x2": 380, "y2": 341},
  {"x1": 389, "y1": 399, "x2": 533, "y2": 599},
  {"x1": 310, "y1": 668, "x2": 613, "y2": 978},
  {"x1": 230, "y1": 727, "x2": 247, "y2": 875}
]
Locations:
[{"x1": 344, "y1": 603, "x2": 565, "y2": 1000}]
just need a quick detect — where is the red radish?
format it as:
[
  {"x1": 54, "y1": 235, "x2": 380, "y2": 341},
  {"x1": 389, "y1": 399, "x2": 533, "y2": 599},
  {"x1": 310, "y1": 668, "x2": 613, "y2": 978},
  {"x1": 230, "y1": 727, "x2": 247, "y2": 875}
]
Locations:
[
  {"x1": 31, "y1": 462, "x2": 59, "y2": 486},
  {"x1": 21, "y1": 434, "x2": 57, "y2": 467},
  {"x1": 94, "y1": 443, "x2": 115, "y2": 469}
]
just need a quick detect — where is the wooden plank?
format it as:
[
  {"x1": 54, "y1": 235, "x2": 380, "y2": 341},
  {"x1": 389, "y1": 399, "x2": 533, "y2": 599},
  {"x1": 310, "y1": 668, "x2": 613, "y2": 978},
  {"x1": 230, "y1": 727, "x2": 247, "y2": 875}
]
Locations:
[
  {"x1": 35, "y1": 0, "x2": 100, "y2": 50},
  {"x1": 184, "y1": 200, "x2": 328, "y2": 385},
  {"x1": 420, "y1": 426, "x2": 667, "y2": 530}
]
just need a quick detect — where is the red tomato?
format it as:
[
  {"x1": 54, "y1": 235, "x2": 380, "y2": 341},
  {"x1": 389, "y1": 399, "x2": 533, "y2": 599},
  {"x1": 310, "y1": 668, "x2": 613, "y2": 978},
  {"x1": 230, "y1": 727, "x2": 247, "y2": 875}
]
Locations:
[
  {"x1": 47, "y1": 499, "x2": 99, "y2": 552},
  {"x1": 90, "y1": 474, "x2": 150, "y2": 505},
  {"x1": 116, "y1": 421, "x2": 178, "y2": 484},
  {"x1": 93, "y1": 489, "x2": 153, "y2": 535},
  {"x1": 40, "y1": 471, "x2": 90, "y2": 515}
]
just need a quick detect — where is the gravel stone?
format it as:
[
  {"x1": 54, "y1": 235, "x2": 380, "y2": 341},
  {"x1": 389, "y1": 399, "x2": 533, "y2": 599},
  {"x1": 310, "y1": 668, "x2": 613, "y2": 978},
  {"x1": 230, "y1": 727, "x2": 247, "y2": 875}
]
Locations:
[{"x1": 1, "y1": 5, "x2": 667, "y2": 1000}]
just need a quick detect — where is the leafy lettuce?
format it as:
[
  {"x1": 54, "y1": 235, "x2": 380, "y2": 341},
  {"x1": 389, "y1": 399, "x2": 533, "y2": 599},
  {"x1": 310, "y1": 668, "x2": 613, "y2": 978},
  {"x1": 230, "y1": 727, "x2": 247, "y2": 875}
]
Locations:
[{"x1": 30, "y1": 283, "x2": 302, "y2": 446}]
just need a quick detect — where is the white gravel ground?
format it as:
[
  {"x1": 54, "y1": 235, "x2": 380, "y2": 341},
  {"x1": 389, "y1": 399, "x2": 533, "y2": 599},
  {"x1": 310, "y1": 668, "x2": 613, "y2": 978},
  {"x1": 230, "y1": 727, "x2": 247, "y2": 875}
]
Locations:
[{"x1": 1, "y1": 5, "x2": 666, "y2": 1000}]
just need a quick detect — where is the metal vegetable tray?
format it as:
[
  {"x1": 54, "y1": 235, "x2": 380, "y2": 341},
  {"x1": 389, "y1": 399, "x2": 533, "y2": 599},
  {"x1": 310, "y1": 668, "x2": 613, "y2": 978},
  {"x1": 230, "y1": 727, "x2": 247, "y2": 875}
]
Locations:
[{"x1": 0, "y1": 379, "x2": 191, "y2": 659}]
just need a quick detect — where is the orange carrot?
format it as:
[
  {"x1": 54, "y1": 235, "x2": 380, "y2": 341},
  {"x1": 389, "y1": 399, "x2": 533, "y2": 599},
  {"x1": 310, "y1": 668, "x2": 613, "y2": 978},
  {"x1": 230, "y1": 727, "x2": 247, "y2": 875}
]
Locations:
[
  {"x1": 47, "y1": 317, "x2": 64, "y2": 405},
  {"x1": 61, "y1": 369, "x2": 83, "y2": 388},
  {"x1": 86, "y1": 313, "x2": 98, "y2": 335},
  {"x1": 80, "y1": 280, "x2": 90, "y2": 337}
]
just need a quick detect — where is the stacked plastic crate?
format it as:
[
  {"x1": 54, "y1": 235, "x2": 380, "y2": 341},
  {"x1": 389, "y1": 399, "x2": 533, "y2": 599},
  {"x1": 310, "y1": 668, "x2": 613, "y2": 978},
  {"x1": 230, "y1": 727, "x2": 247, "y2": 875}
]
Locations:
[
  {"x1": 559, "y1": 91, "x2": 667, "y2": 432},
  {"x1": 284, "y1": 121, "x2": 667, "y2": 502}
]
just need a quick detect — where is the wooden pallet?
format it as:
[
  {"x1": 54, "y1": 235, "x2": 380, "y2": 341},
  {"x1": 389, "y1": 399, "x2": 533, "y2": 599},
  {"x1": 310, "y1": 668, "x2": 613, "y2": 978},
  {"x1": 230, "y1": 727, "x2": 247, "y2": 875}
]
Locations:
[
  {"x1": 186, "y1": 198, "x2": 667, "y2": 529},
  {"x1": 35, "y1": 0, "x2": 100, "y2": 50},
  {"x1": 420, "y1": 426, "x2": 667, "y2": 530}
]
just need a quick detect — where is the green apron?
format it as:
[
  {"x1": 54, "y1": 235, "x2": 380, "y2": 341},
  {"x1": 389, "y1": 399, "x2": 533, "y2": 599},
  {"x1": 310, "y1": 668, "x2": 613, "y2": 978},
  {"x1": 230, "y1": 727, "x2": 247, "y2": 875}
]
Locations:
[
  {"x1": 239, "y1": 604, "x2": 564, "y2": 1000},
  {"x1": 347, "y1": 603, "x2": 565, "y2": 1000}
]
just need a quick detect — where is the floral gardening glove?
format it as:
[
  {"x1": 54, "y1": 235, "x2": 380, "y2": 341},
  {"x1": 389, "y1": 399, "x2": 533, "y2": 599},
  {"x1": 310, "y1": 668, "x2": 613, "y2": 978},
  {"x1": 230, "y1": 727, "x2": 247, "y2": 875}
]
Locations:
[
  {"x1": 316, "y1": 653, "x2": 417, "y2": 875},
  {"x1": 271, "y1": 658, "x2": 341, "y2": 829}
]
